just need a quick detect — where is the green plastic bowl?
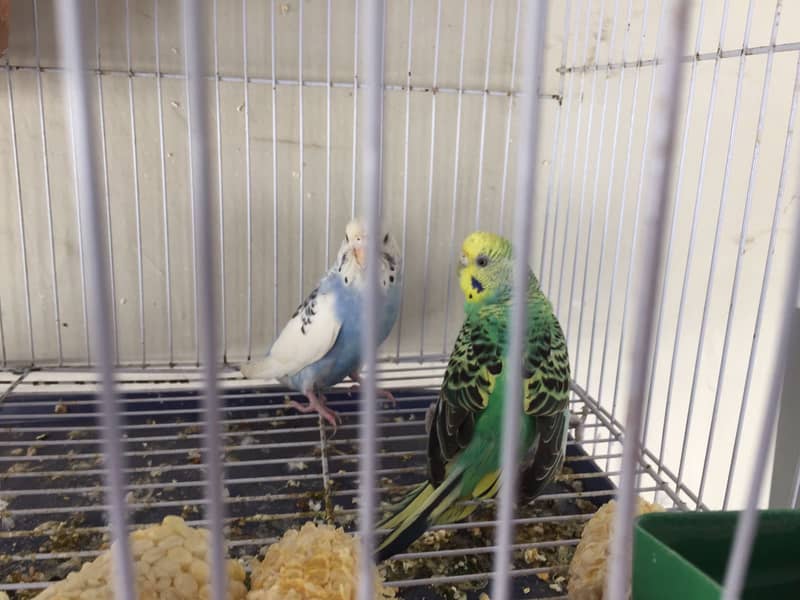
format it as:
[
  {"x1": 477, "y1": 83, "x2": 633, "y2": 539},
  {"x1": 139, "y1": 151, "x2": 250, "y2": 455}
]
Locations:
[{"x1": 633, "y1": 510, "x2": 800, "y2": 599}]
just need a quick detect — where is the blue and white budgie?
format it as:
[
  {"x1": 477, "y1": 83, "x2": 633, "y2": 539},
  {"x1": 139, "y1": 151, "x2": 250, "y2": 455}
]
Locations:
[{"x1": 239, "y1": 219, "x2": 403, "y2": 428}]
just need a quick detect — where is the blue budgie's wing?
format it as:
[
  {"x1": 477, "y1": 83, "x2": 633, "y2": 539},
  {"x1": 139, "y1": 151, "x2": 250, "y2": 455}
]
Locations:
[{"x1": 240, "y1": 286, "x2": 342, "y2": 380}]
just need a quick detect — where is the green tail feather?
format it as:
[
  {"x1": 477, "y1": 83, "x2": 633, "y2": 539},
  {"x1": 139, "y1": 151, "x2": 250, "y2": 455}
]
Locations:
[{"x1": 375, "y1": 467, "x2": 465, "y2": 562}]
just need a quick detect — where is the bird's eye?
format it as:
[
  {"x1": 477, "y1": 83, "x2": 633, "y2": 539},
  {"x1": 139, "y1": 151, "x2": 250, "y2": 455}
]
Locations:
[
  {"x1": 345, "y1": 234, "x2": 350, "y2": 243},
  {"x1": 476, "y1": 255, "x2": 489, "y2": 268}
]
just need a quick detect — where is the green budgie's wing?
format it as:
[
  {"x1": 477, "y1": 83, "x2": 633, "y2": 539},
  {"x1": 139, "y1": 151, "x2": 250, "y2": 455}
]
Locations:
[
  {"x1": 523, "y1": 300, "x2": 570, "y2": 416},
  {"x1": 428, "y1": 295, "x2": 570, "y2": 489},
  {"x1": 427, "y1": 306, "x2": 504, "y2": 486},
  {"x1": 521, "y1": 304, "x2": 571, "y2": 495}
]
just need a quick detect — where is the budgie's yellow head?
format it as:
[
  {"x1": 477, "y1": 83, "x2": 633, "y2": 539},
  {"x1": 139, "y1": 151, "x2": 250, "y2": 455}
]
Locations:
[{"x1": 458, "y1": 232, "x2": 513, "y2": 304}]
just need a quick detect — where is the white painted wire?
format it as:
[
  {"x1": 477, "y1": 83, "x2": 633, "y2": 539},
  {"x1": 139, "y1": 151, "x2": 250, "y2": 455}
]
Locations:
[
  {"x1": 498, "y1": 0, "x2": 524, "y2": 235},
  {"x1": 536, "y1": 0, "x2": 570, "y2": 273},
  {"x1": 93, "y1": 0, "x2": 118, "y2": 366},
  {"x1": 573, "y1": 0, "x2": 621, "y2": 382},
  {"x1": 554, "y1": 0, "x2": 594, "y2": 316},
  {"x1": 608, "y1": 0, "x2": 667, "y2": 432},
  {"x1": 700, "y1": 0, "x2": 783, "y2": 507},
  {"x1": 181, "y1": 2, "x2": 227, "y2": 600},
  {"x1": 298, "y1": 0, "x2": 306, "y2": 304},
  {"x1": 721, "y1": 125, "x2": 800, "y2": 600},
  {"x1": 351, "y1": 0, "x2": 360, "y2": 219},
  {"x1": 212, "y1": 0, "x2": 227, "y2": 362},
  {"x1": 439, "y1": 0, "x2": 469, "y2": 356},
  {"x1": 491, "y1": 2, "x2": 548, "y2": 599},
  {"x1": 473, "y1": 0, "x2": 496, "y2": 230},
  {"x1": 243, "y1": 0, "x2": 254, "y2": 360},
  {"x1": 153, "y1": 0, "x2": 174, "y2": 365},
  {"x1": 605, "y1": 1, "x2": 691, "y2": 597},
  {"x1": 565, "y1": 0, "x2": 606, "y2": 347},
  {"x1": 394, "y1": 0, "x2": 419, "y2": 361},
  {"x1": 124, "y1": 0, "x2": 146, "y2": 367},
  {"x1": 585, "y1": 0, "x2": 635, "y2": 397},
  {"x1": 357, "y1": 0, "x2": 384, "y2": 598},
  {"x1": 676, "y1": 0, "x2": 755, "y2": 495},
  {"x1": 325, "y1": 0, "x2": 332, "y2": 267},
  {"x1": 5, "y1": 58, "x2": 34, "y2": 364},
  {"x1": 645, "y1": 0, "x2": 715, "y2": 482},
  {"x1": 55, "y1": 1, "x2": 136, "y2": 598},
  {"x1": 545, "y1": 2, "x2": 588, "y2": 294},
  {"x1": 724, "y1": 47, "x2": 800, "y2": 511},
  {"x1": 270, "y1": 0, "x2": 280, "y2": 337},
  {"x1": 32, "y1": 0, "x2": 63, "y2": 366}
]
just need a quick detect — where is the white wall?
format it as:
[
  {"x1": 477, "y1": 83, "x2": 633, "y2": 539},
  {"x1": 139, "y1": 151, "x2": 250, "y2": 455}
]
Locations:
[{"x1": 0, "y1": 0, "x2": 798, "y2": 509}]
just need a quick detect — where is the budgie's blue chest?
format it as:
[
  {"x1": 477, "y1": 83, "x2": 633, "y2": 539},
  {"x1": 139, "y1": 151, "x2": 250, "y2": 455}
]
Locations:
[{"x1": 285, "y1": 273, "x2": 401, "y2": 392}]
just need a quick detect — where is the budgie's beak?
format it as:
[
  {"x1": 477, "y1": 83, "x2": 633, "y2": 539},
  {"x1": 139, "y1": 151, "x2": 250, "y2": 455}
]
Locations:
[{"x1": 354, "y1": 245, "x2": 366, "y2": 268}]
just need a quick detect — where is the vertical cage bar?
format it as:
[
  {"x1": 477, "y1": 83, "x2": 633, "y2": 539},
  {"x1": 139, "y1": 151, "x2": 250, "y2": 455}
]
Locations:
[
  {"x1": 270, "y1": 0, "x2": 279, "y2": 336},
  {"x1": 545, "y1": 2, "x2": 588, "y2": 294},
  {"x1": 357, "y1": 0, "x2": 384, "y2": 597},
  {"x1": 676, "y1": 0, "x2": 755, "y2": 492},
  {"x1": 700, "y1": 0, "x2": 782, "y2": 506},
  {"x1": 491, "y1": 3, "x2": 548, "y2": 599},
  {"x1": 497, "y1": 0, "x2": 523, "y2": 235},
  {"x1": 55, "y1": 0, "x2": 135, "y2": 597},
  {"x1": 394, "y1": 0, "x2": 419, "y2": 361},
  {"x1": 605, "y1": 1, "x2": 690, "y2": 597},
  {"x1": 350, "y1": 0, "x2": 360, "y2": 219},
  {"x1": 587, "y1": 0, "x2": 652, "y2": 408},
  {"x1": 94, "y1": 0, "x2": 119, "y2": 366},
  {"x1": 324, "y1": 0, "x2": 332, "y2": 267},
  {"x1": 721, "y1": 141, "x2": 800, "y2": 600},
  {"x1": 723, "y1": 41, "x2": 800, "y2": 510},
  {"x1": 0, "y1": 297, "x2": 5, "y2": 366},
  {"x1": 534, "y1": 0, "x2": 568, "y2": 260},
  {"x1": 32, "y1": 0, "x2": 63, "y2": 366},
  {"x1": 440, "y1": 0, "x2": 469, "y2": 356},
  {"x1": 644, "y1": 0, "x2": 718, "y2": 473},
  {"x1": 243, "y1": 0, "x2": 254, "y2": 360},
  {"x1": 573, "y1": 0, "x2": 621, "y2": 381},
  {"x1": 154, "y1": 0, "x2": 174, "y2": 365},
  {"x1": 66, "y1": 48, "x2": 92, "y2": 364},
  {"x1": 565, "y1": 0, "x2": 606, "y2": 344},
  {"x1": 212, "y1": 0, "x2": 227, "y2": 362},
  {"x1": 124, "y1": 0, "x2": 146, "y2": 366},
  {"x1": 609, "y1": 0, "x2": 667, "y2": 423},
  {"x1": 5, "y1": 60, "x2": 35, "y2": 364},
  {"x1": 472, "y1": 0, "x2": 495, "y2": 230},
  {"x1": 554, "y1": 0, "x2": 593, "y2": 315},
  {"x1": 297, "y1": 0, "x2": 305, "y2": 302},
  {"x1": 585, "y1": 0, "x2": 634, "y2": 394},
  {"x1": 181, "y1": 2, "x2": 227, "y2": 600},
  {"x1": 792, "y1": 457, "x2": 800, "y2": 508}
]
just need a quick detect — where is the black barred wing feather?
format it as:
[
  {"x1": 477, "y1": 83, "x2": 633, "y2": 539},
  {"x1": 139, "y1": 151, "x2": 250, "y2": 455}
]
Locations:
[
  {"x1": 427, "y1": 291, "x2": 570, "y2": 488},
  {"x1": 523, "y1": 299, "x2": 571, "y2": 417},
  {"x1": 427, "y1": 306, "x2": 504, "y2": 485}
]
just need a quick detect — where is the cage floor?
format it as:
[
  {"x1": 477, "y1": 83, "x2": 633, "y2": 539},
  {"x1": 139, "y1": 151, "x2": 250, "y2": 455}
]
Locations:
[{"x1": 0, "y1": 365, "x2": 665, "y2": 599}]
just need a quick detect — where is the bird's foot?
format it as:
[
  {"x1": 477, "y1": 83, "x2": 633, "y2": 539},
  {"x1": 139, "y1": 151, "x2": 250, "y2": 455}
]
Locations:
[
  {"x1": 348, "y1": 376, "x2": 397, "y2": 407},
  {"x1": 297, "y1": 391, "x2": 340, "y2": 435},
  {"x1": 288, "y1": 399, "x2": 316, "y2": 414}
]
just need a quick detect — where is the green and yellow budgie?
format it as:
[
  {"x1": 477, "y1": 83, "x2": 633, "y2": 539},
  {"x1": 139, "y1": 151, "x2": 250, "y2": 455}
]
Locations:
[{"x1": 376, "y1": 231, "x2": 571, "y2": 562}]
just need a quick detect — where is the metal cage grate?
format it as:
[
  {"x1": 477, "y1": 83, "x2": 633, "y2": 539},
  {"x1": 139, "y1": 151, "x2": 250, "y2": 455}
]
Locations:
[{"x1": 1, "y1": 0, "x2": 800, "y2": 599}]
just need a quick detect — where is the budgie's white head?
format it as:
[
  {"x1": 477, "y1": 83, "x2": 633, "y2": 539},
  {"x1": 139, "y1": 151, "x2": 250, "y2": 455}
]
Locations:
[{"x1": 335, "y1": 219, "x2": 401, "y2": 290}]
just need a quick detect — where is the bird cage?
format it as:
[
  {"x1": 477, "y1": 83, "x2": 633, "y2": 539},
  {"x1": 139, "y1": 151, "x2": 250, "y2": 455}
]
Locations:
[{"x1": 0, "y1": 0, "x2": 799, "y2": 598}]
